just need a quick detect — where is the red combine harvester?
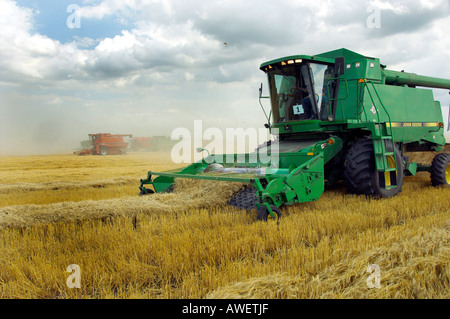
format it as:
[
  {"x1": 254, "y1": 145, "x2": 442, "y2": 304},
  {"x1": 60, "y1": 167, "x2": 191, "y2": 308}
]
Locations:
[{"x1": 78, "y1": 133, "x2": 133, "y2": 155}]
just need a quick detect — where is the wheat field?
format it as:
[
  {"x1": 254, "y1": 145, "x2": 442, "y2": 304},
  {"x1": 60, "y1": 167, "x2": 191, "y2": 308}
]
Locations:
[{"x1": 0, "y1": 150, "x2": 449, "y2": 299}]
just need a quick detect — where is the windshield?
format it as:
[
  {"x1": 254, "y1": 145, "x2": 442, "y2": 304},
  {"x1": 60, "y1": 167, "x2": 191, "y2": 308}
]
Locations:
[{"x1": 267, "y1": 62, "x2": 334, "y2": 123}]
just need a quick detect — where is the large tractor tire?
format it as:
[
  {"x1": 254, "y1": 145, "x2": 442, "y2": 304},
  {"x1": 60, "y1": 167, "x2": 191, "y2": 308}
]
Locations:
[
  {"x1": 344, "y1": 138, "x2": 404, "y2": 198},
  {"x1": 430, "y1": 153, "x2": 450, "y2": 186},
  {"x1": 100, "y1": 147, "x2": 109, "y2": 156}
]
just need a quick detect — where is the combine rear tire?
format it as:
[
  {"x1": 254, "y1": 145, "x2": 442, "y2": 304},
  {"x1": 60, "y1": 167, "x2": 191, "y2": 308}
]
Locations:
[
  {"x1": 430, "y1": 153, "x2": 450, "y2": 186},
  {"x1": 344, "y1": 138, "x2": 404, "y2": 198}
]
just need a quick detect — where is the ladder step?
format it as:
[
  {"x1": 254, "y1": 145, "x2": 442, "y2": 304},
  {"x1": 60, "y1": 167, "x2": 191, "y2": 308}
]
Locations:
[
  {"x1": 373, "y1": 132, "x2": 397, "y2": 173},
  {"x1": 372, "y1": 135, "x2": 393, "y2": 140},
  {"x1": 374, "y1": 123, "x2": 394, "y2": 138},
  {"x1": 373, "y1": 138, "x2": 393, "y2": 142},
  {"x1": 375, "y1": 151, "x2": 394, "y2": 156},
  {"x1": 376, "y1": 167, "x2": 396, "y2": 172}
]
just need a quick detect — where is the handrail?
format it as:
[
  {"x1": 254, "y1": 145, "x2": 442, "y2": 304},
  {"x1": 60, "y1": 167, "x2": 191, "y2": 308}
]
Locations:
[
  {"x1": 362, "y1": 80, "x2": 394, "y2": 139},
  {"x1": 362, "y1": 80, "x2": 398, "y2": 176},
  {"x1": 357, "y1": 81, "x2": 369, "y2": 123}
]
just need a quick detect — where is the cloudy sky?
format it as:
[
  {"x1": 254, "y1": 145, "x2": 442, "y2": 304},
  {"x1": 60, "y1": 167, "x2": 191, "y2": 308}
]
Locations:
[{"x1": 0, "y1": 0, "x2": 449, "y2": 155}]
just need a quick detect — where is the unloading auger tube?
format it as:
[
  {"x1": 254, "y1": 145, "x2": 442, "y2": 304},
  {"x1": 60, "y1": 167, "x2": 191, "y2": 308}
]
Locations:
[
  {"x1": 382, "y1": 69, "x2": 450, "y2": 90},
  {"x1": 139, "y1": 48, "x2": 450, "y2": 223}
]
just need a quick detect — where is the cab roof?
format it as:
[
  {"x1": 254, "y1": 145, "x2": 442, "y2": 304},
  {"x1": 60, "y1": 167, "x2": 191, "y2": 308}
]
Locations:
[
  {"x1": 259, "y1": 54, "x2": 334, "y2": 70},
  {"x1": 260, "y1": 48, "x2": 376, "y2": 70}
]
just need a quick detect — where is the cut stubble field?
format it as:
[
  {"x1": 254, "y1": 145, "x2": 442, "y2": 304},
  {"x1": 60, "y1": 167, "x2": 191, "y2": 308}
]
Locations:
[{"x1": 0, "y1": 151, "x2": 449, "y2": 299}]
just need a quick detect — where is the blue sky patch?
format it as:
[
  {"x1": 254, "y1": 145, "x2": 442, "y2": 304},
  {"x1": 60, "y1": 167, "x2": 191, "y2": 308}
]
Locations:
[{"x1": 16, "y1": 0, "x2": 132, "y2": 43}]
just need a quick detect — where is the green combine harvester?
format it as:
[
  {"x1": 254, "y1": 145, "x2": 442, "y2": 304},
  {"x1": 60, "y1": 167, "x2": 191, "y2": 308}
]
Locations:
[{"x1": 139, "y1": 48, "x2": 450, "y2": 222}]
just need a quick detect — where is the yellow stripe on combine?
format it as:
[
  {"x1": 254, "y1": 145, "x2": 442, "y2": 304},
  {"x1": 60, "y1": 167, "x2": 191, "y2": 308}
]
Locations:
[{"x1": 386, "y1": 122, "x2": 439, "y2": 128}]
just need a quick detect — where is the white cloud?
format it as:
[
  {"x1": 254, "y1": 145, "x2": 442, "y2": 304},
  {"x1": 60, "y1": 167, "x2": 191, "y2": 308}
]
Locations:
[
  {"x1": 370, "y1": 0, "x2": 411, "y2": 14},
  {"x1": 0, "y1": 0, "x2": 449, "y2": 154},
  {"x1": 79, "y1": 0, "x2": 131, "y2": 19},
  {"x1": 0, "y1": 0, "x2": 93, "y2": 83}
]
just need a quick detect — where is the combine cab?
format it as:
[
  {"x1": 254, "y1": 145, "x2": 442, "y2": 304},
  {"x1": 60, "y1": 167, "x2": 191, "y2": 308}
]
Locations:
[
  {"x1": 139, "y1": 48, "x2": 450, "y2": 222},
  {"x1": 78, "y1": 133, "x2": 132, "y2": 155}
]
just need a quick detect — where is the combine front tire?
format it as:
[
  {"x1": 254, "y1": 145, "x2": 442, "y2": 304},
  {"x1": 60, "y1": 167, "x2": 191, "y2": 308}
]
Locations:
[
  {"x1": 344, "y1": 138, "x2": 404, "y2": 198},
  {"x1": 430, "y1": 153, "x2": 450, "y2": 186}
]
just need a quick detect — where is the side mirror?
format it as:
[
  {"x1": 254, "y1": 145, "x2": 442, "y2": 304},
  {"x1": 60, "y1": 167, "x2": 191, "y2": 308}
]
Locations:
[{"x1": 258, "y1": 83, "x2": 271, "y2": 128}]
